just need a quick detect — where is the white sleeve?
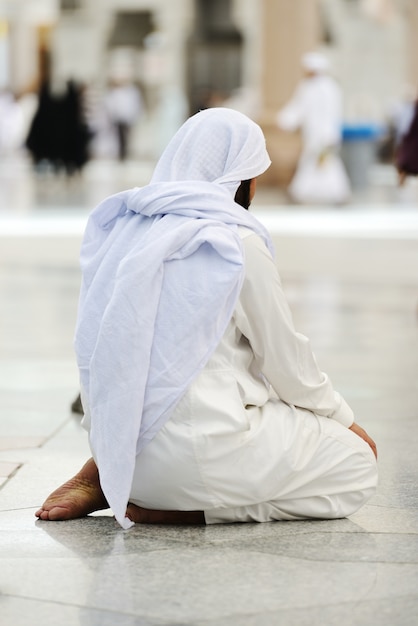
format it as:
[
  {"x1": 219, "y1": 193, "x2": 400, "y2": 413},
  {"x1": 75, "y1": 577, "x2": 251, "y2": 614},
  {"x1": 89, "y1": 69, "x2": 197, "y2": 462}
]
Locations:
[
  {"x1": 276, "y1": 85, "x2": 305, "y2": 131},
  {"x1": 234, "y1": 233, "x2": 354, "y2": 427}
]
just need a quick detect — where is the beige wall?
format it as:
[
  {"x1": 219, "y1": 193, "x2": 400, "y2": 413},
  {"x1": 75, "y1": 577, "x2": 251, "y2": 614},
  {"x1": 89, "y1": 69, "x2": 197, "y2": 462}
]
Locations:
[
  {"x1": 258, "y1": 0, "x2": 320, "y2": 186},
  {"x1": 406, "y1": 0, "x2": 418, "y2": 90}
]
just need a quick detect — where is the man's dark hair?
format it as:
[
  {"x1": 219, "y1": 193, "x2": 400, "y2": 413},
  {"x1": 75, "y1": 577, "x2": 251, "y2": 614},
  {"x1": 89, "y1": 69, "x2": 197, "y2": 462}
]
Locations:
[{"x1": 234, "y1": 179, "x2": 252, "y2": 210}]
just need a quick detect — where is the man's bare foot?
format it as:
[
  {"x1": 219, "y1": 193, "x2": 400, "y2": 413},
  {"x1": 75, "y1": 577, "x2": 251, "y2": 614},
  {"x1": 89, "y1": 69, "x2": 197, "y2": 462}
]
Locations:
[
  {"x1": 126, "y1": 502, "x2": 205, "y2": 525},
  {"x1": 35, "y1": 457, "x2": 109, "y2": 521}
]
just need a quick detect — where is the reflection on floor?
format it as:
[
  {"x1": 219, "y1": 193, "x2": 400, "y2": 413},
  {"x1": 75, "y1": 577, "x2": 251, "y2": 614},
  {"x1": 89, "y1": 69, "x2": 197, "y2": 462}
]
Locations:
[{"x1": 1, "y1": 156, "x2": 418, "y2": 625}]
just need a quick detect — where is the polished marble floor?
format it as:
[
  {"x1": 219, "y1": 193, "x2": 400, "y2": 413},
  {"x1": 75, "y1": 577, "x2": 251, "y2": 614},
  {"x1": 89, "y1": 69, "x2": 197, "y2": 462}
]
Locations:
[{"x1": 1, "y1": 155, "x2": 418, "y2": 625}]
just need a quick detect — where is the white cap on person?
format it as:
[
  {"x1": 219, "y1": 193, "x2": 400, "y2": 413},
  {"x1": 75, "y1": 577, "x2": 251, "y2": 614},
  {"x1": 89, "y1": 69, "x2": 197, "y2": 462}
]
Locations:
[{"x1": 301, "y1": 52, "x2": 330, "y2": 74}]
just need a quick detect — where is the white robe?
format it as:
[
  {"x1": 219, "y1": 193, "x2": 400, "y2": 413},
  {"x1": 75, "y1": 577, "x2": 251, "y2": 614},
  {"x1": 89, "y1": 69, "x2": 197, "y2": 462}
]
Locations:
[
  {"x1": 120, "y1": 229, "x2": 378, "y2": 523},
  {"x1": 79, "y1": 107, "x2": 376, "y2": 526},
  {"x1": 277, "y1": 74, "x2": 351, "y2": 205},
  {"x1": 77, "y1": 108, "x2": 273, "y2": 528}
]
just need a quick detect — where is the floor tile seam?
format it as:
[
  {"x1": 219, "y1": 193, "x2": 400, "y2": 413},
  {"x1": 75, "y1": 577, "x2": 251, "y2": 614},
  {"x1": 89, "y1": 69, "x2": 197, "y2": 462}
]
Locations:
[
  {"x1": 109, "y1": 542, "x2": 418, "y2": 565},
  {"x1": 0, "y1": 517, "x2": 202, "y2": 549},
  {"x1": 0, "y1": 461, "x2": 32, "y2": 492},
  {"x1": 196, "y1": 547, "x2": 418, "y2": 566},
  {"x1": 365, "y1": 502, "x2": 418, "y2": 512},
  {"x1": 0, "y1": 504, "x2": 45, "y2": 514},
  {"x1": 0, "y1": 463, "x2": 23, "y2": 488},
  {"x1": 0, "y1": 549, "x2": 174, "y2": 561},
  {"x1": 0, "y1": 590, "x2": 166, "y2": 622},
  {"x1": 194, "y1": 592, "x2": 418, "y2": 624},
  {"x1": 0, "y1": 426, "x2": 71, "y2": 455},
  {"x1": 6, "y1": 525, "x2": 418, "y2": 561},
  {"x1": 205, "y1": 528, "x2": 418, "y2": 540},
  {"x1": 0, "y1": 442, "x2": 49, "y2": 455},
  {"x1": 0, "y1": 418, "x2": 82, "y2": 498},
  {"x1": 29, "y1": 416, "x2": 80, "y2": 451}
]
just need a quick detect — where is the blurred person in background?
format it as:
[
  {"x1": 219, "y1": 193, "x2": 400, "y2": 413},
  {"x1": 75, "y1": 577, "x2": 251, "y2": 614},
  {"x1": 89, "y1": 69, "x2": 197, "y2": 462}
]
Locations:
[
  {"x1": 104, "y1": 79, "x2": 143, "y2": 161},
  {"x1": 26, "y1": 79, "x2": 91, "y2": 176},
  {"x1": 379, "y1": 84, "x2": 417, "y2": 164},
  {"x1": 277, "y1": 52, "x2": 350, "y2": 205},
  {"x1": 60, "y1": 79, "x2": 91, "y2": 175},
  {"x1": 395, "y1": 96, "x2": 418, "y2": 186},
  {"x1": 36, "y1": 108, "x2": 377, "y2": 529},
  {"x1": 390, "y1": 84, "x2": 416, "y2": 150},
  {"x1": 25, "y1": 80, "x2": 54, "y2": 167},
  {"x1": 0, "y1": 88, "x2": 25, "y2": 154}
]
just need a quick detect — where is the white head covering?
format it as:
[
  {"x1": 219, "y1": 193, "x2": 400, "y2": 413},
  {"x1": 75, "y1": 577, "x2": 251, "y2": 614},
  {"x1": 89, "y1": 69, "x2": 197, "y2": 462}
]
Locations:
[
  {"x1": 151, "y1": 106, "x2": 271, "y2": 195},
  {"x1": 75, "y1": 108, "x2": 272, "y2": 528},
  {"x1": 302, "y1": 52, "x2": 330, "y2": 74}
]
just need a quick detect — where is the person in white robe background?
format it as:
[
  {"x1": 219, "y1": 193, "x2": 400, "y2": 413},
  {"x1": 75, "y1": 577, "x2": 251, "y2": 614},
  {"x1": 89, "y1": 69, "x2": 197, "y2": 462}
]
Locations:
[
  {"x1": 277, "y1": 52, "x2": 351, "y2": 205},
  {"x1": 36, "y1": 108, "x2": 377, "y2": 528}
]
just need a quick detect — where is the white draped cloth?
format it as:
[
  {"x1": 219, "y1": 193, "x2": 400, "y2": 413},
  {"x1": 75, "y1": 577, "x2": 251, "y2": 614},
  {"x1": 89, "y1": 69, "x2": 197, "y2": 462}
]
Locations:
[{"x1": 75, "y1": 108, "x2": 272, "y2": 528}]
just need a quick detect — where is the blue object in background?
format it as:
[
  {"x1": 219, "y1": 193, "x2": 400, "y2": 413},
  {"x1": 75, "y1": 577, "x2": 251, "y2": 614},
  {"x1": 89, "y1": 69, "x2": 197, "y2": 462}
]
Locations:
[
  {"x1": 342, "y1": 124, "x2": 383, "y2": 141},
  {"x1": 341, "y1": 123, "x2": 384, "y2": 190}
]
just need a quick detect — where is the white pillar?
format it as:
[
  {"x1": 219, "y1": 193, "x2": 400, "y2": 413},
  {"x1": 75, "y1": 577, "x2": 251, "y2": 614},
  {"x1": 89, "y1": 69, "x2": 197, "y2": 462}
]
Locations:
[
  {"x1": 0, "y1": 19, "x2": 9, "y2": 88},
  {"x1": 406, "y1": 0, "x2": 418, "y2": 88},
  {"x1": 9, "y1": 19, "x2": 38, "y2": 93}
]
